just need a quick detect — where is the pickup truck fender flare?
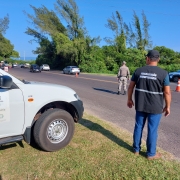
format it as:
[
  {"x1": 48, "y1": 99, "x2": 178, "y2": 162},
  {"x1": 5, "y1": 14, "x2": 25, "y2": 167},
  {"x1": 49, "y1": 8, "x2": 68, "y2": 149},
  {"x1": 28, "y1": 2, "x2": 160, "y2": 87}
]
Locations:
[{"x1": 23, "y1": 100, "x2": 80, "y2": 144}]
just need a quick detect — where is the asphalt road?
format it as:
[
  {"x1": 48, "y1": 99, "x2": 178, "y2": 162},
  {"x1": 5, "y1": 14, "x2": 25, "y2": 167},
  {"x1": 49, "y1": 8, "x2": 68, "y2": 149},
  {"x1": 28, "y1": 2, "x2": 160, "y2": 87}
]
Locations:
[{"x1": 8, "y1": 67, "x2": 180, "y2": 159}]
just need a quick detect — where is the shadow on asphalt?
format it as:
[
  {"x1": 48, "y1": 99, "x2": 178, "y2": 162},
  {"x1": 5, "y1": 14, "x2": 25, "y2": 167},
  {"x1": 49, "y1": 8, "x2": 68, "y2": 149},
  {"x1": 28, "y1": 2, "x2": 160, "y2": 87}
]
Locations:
[
  {"x1": 79, "y1": 118, "x2": 135, "y2": 154},
  {"x1": 93, "y1": 87, "x2": 117, "y2": 95}
]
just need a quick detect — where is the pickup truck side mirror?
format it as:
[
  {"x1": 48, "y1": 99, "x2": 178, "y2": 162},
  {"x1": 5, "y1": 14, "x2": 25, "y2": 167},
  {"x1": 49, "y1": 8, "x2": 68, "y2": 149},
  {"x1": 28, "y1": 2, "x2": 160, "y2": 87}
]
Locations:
[{"x1": 0, "y1": 75, "x2": 13, "y2": 88}]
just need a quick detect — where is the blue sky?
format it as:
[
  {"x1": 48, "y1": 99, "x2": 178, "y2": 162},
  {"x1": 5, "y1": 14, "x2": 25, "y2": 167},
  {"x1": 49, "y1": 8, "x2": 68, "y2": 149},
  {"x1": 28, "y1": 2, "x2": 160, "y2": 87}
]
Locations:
[{"x1": 1, "y1": 0, "x2": 180, "y2": 57}]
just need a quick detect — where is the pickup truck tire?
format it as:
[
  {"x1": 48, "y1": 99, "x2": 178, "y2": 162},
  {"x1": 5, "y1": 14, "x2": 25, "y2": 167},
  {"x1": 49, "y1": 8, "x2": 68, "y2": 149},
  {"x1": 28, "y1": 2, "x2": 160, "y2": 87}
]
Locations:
[{"x1": 33, "y1": 109, "x2": 75, "y2": 152}]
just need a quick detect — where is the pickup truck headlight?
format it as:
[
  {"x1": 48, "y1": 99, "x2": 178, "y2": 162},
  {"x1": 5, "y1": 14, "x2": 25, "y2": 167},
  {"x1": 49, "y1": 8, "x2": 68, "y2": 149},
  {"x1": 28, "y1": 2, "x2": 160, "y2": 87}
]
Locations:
[{"x1": 74, "y1": 94, "x2": 81, "y2": 100}]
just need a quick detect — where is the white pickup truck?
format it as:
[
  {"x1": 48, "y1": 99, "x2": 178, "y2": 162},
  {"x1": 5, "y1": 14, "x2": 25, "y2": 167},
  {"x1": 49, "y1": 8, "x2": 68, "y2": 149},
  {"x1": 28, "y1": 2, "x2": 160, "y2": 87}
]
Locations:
[{"x1": 0, "y1": 69, "x2": 84, "y2": 152}]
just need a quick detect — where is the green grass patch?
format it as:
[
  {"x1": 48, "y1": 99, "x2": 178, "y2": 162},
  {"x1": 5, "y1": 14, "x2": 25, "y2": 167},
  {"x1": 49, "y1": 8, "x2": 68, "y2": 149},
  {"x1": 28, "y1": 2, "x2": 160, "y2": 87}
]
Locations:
[{"x1": 0, "y1": 113, "x2": 179, "y2": 179}]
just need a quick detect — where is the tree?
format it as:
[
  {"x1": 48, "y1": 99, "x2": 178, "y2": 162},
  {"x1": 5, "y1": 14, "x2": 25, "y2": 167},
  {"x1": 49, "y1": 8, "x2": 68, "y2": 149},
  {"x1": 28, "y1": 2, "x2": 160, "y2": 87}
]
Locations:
[
  {"x1": 105, "y1": 10, "x2": 151, "y2": 51},
  {"x1": 132, "y1": 11, "x2": 151, "y2": 50},
  {"x1": 55, "y1": 0, "x2": 87, "y2": 40},
  {"x1": 11, "y1": 50, "x2": 19, "y2": 58},
  {"x1": 115, "y1": 33, "x2": 126, "y2": 53},
  {"x1": 0, "y1": 14, "x2": 9, "y2": 34},
  {"x1": 33, "y1": 37, "x2": 55, "y2": 55},
  {"x1": 55, "y1": 0, "x2": 99, "y2": 66},
  {"x1": 25, "y1": 5, "x2": 66, "y2": 37},
  {"x1": 53, "y1": 32, "x2": 76, "y2": 63},
  {"x1": 72, "y1": 38, "x2": 87, "y2": 65},
  {"x1": 142, "y1": 11, "x2": 152, "y2": 49},
  {"x1": 0, "y1": 15, "x2": 20, "y2": 59},
  {"x1": 0, "y1": 33, "x2": 14, "y2": 58},
  {"x1": 25, "y1": 28, "x2": 44, "y2": 44},
  {"x1": 154, "y1": 46, "x2": 178, "y2": 65},
  {"x1": 85, "y1": 36, "x2": 101, "y2": 53},
  {"x1": 25, "y1": 0, "x2": 102, "y2": 70},
  {"x1": 25, "y1": 5, "x2": 68, "y2": 67},
  {"x1": 124, "y1": 23, "x2": 136, "y2": 48},
  {"x1": 105, "y1": 11, "x2": 126, "y2": 53},
  {"x1": 132, "y1": 11, "x2": 143, "y2": 50}
]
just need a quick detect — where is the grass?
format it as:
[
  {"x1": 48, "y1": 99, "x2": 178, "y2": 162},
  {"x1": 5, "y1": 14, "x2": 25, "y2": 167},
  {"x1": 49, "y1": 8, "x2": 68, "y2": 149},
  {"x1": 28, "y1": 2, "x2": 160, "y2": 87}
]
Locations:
[{"x1": 0, "y1": 113, "x2": 180, "y2": 180}]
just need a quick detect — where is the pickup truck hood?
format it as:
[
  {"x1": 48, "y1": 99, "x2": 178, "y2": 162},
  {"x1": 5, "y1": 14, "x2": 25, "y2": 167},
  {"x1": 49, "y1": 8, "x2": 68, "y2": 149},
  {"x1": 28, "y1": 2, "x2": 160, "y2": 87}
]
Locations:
[
  {"x1": 16, "y1": 80, "x2": 78, "y2": 103},
  {"x1": 27, "y1": 81, "x2": 75, "y2": 93}
]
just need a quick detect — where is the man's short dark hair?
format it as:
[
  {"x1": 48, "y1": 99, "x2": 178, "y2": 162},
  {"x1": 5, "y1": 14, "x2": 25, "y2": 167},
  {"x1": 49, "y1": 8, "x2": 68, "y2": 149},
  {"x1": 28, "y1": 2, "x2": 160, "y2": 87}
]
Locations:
[{"x1": 146, "y1": 50, "x2": 160, "y2": 61}]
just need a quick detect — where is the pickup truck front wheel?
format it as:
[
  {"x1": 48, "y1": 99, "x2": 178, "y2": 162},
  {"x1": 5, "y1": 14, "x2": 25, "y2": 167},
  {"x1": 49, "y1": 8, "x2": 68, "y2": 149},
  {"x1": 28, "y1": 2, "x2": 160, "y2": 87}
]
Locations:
[{"x1": 33, "y1": 109, "x2": 75, "y2": 152}]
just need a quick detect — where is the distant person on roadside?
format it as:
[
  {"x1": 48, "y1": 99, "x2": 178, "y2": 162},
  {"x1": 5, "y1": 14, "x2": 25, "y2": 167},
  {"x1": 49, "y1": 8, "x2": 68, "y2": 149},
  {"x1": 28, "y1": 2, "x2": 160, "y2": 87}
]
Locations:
[
  {"x1": 117, "y1": 61, "x2": 130, "y2": 95},
  {"x1": 127, "y1": 50, "x2": 171, "y2": 160}
]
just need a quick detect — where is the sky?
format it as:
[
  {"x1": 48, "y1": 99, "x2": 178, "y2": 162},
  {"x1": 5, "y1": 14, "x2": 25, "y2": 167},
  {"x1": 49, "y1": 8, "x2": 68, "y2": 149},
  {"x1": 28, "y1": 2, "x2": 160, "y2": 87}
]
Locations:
[{"x1": 1, "y1": 0, "x2": 180, "y2": 57}]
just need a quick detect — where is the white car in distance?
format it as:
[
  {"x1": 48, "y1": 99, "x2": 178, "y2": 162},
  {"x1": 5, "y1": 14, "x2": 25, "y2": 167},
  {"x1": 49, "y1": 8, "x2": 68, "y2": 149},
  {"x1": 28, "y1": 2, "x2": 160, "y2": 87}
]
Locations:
[
  {"x1": 40, "y1": 64, "x2": 50, "y2": 71},
  {"x1": 63, "y1": 66, "x2": 80, "y2": 75}
]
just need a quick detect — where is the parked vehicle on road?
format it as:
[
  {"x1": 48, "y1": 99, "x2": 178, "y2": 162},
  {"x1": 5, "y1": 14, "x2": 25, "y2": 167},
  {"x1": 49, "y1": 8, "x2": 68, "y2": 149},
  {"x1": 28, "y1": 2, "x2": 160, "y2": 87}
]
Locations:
[
  {"x1": 20, "y1": 63, "x2": 30, "y2": 68},
  {"x1": 1, "y1": 63, "x2": 7, "y2": 70},
  {"x1": 1, "y1": 63, "x2": 12, "y2": 70},
  {"x1": 4, "y1": 63, "x2": 9, "y2": 67},
  {"x1": 0, "y1": 69, "x2": 84, "y2": 152},
  {"x1": 40, "y1": 64, "x2": 50, "y2": 71},
  {"x1": 169, "y1": 70, "x2": 180, "y2": 82},
  {"x1": 63, "y1": 66, "x2": 80, "y2": 75},
  {"x1": 12, "y1": 63, "x2": 18, "y2": 68},
  {"x1": 30, "y1": 64, "x2": 41, "y2": 73},
  {"x1": 13, "y1": 64, "x2": 18, "y2": 67}
]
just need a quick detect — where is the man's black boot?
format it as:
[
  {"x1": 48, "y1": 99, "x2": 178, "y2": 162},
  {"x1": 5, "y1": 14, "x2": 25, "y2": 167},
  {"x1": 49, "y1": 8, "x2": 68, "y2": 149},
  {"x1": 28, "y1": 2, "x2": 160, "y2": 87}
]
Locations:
[
  {"x1": 117, "y1": 91, "x2": 120, "y2": 95},
  {"x1": 123, "y1": 91, "x2": 126, "y2": 95}
]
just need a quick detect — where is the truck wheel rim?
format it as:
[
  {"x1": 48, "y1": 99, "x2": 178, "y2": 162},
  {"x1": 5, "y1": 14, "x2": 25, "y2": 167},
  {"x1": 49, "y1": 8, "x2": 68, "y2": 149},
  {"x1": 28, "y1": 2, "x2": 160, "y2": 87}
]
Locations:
[{"x1": 47, "y1": 119, "x2": 68, "y2": 144}]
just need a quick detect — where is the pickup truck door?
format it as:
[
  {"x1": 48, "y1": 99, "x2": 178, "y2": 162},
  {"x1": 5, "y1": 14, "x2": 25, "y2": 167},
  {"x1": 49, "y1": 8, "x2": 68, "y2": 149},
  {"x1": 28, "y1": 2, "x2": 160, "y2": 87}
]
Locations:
[{"x1": 0, "y1": 83, "x2": 24, "y2": 138}]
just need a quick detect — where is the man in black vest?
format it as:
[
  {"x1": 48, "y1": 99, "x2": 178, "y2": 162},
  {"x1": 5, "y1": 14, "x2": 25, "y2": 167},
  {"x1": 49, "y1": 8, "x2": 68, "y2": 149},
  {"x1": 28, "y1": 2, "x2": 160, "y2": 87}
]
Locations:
[{"x1": 127, "y1": 50, "x2": 171, "y2": 160}]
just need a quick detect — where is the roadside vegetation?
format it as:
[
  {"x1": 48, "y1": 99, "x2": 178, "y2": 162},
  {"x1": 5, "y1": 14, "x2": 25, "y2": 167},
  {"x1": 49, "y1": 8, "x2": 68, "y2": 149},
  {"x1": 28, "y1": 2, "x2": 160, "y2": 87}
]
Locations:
[
  {"x1": 0, "y1": 113, "x2": 180, "y2": 179},
  {"x1": 1, "y1": 0, "x2": 180, "y2": 74},
  {"x1": 1, "y1": 59, "x2": 36, "y2": 66}
]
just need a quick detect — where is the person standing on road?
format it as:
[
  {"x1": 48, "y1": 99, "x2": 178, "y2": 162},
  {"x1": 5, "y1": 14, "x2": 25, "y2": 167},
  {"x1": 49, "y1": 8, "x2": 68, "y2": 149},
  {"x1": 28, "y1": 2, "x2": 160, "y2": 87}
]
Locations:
[
  {"x1": 117, "y1": 61, "x2": 130, "y2": 95},
  {"x1": 127, "y1": 50, "x2": 171, "y2": 160}
]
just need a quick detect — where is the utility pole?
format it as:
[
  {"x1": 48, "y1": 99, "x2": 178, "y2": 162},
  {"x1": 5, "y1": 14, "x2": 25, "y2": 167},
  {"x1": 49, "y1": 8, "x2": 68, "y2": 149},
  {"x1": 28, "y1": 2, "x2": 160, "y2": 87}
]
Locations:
[{"x1": 24, "y1": 51, "x2": 25, "y2": 61}]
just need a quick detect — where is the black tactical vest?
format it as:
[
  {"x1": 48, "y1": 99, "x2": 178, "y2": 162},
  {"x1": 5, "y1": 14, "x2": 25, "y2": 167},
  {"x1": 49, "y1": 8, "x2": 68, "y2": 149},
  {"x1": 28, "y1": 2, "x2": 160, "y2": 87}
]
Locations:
[{"x1": 133, "y1": 66, "x2": 168, "y2": 114}]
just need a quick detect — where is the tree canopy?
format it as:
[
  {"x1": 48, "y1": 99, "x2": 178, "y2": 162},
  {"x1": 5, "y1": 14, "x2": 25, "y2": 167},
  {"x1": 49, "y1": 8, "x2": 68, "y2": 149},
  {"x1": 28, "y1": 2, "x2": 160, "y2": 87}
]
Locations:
[
  {"x1": 0, "y1": 14, "x2": 9, "y2": 34},
  {"x1": 0, "y1": 15, "x2": 19, "y2": 59},
  {"x1": 105, "y1": 10, "x2": 151, "y2": 51},
  {"x1": 0, "y1": 33, "x2": 14, "y2": 58},
  {"x1": 55, "y1": 0, "x2": 87, "y2": 39},
  {"x1": 23, "y1": 0, "x2": 179, "y2": 73}
]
